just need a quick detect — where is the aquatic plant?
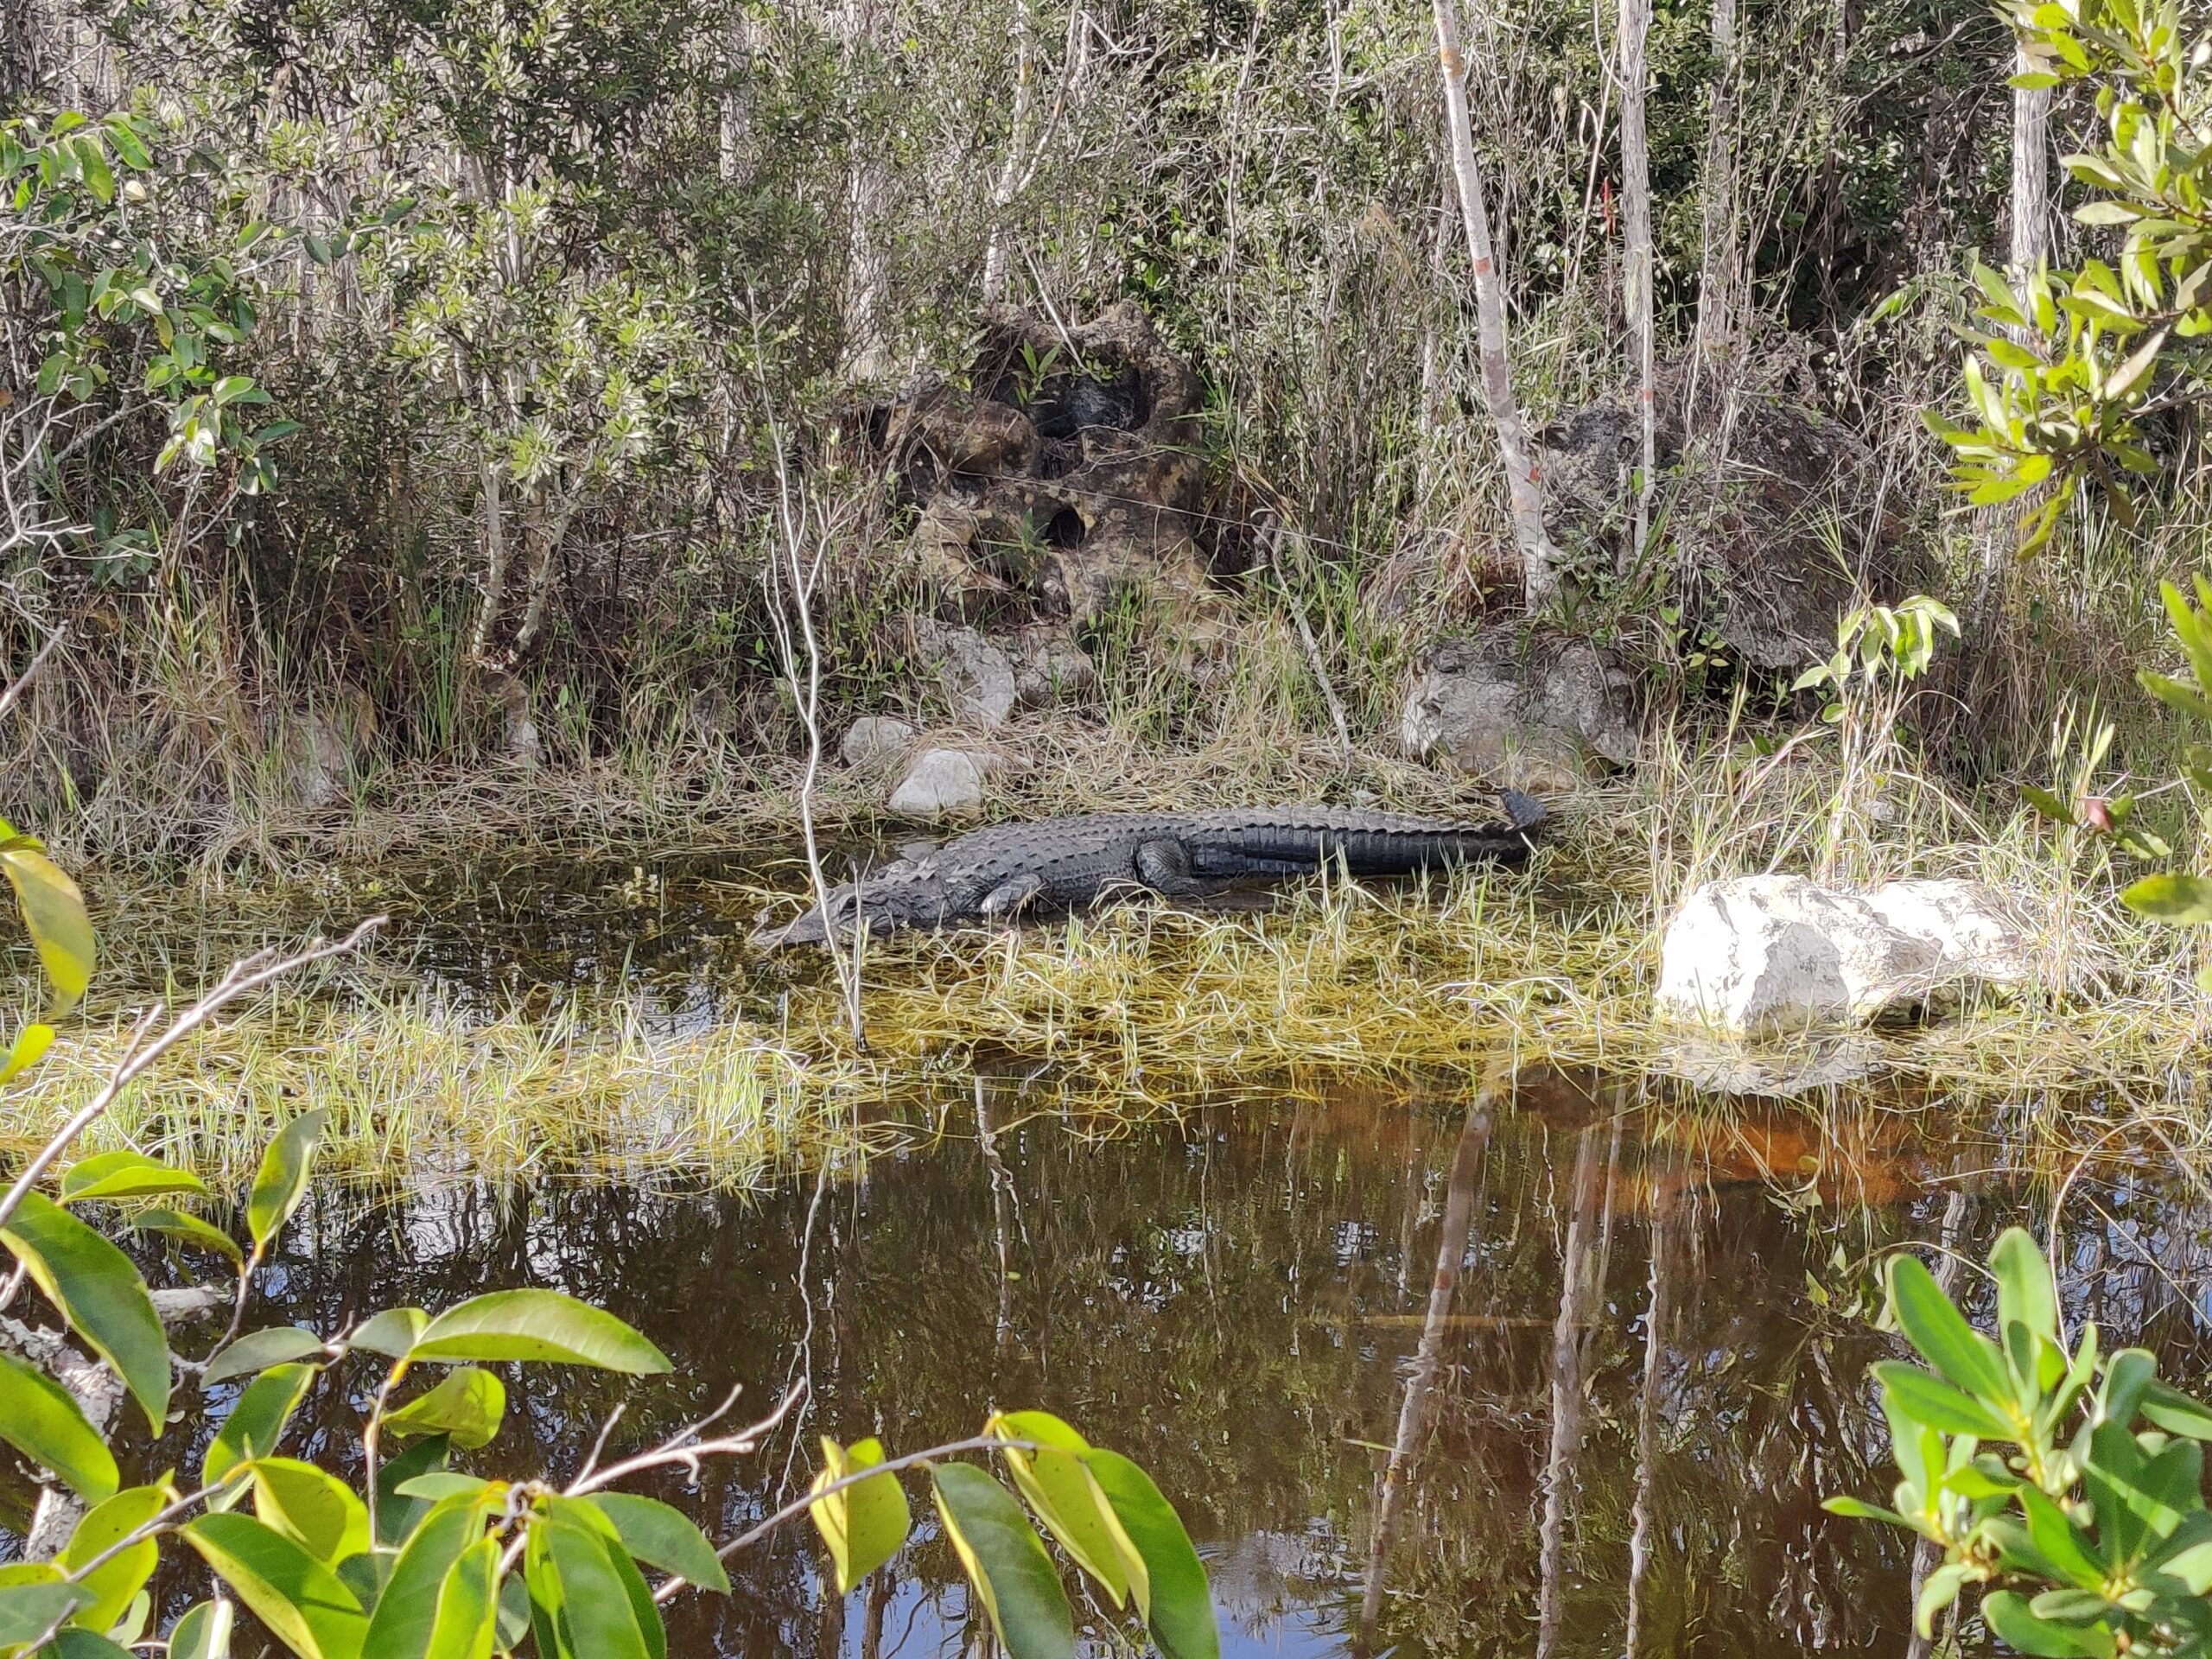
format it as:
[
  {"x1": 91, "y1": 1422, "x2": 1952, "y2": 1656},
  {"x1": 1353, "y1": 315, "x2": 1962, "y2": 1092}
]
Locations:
[{"x1": 1833, "y1": 1226, "x2": 2212, "y2": 1656}]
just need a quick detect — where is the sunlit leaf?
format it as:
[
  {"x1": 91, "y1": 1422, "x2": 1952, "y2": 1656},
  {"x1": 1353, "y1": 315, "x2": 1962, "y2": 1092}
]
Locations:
[
  {"x1": 1874, "y1": 1361, "x2": 2013, "y2": 1438},
  {"x1": 0, "y1": 1023, "x2": 54, "y2": 1082},
  {"x1": 0, "y1": 1580, "x2": 96, "y2": 1645},
  {"x1": 931, "y1": 1464, "x2": 1075, "y2": 1659},
  {"x1": 2122, "y1": 872, "x2": 2212, "y2": 922},
  {"x1": 1085, "y1": 1450, "x2": 1218, "y2": 1659},
  {"x1": 808, "y1": 1436, "x2": 909, "y2": 1594},
  {"x1": 1, "y1": 1192, "x2": 168, "y2": 1430},
  {"x1": 248, "y1": 1110, "x2": 328, "y2": 1250},
  {"x1": 168, "y1": 1599, "x2": 235, "y2": 1659},
  {"x1": 523, "y1": 1497, "x2": 666, "y2": 1659},
  {"x1": 182, "y1": 1511, "x2": 367, "y2": 1659},
  {"x1": 385, "y1": 1368, "x2": 505, "y2": 1450},
  {"x1": 251, "y1": 1458, "x2": 372, "y2": 1567},
  {"x1": 0, "y1": 1347, "x2": 118, "y2": 1499},
  {"x1": 360, "y1": 1490, "x2": 497, "y2": 1659},
  {"x1": 988, "y1": 1411, "x2": 1143, "y2": 1611},
  {"x1": 204, "y1": 1363, "x2": 318, "y2": 1495},
  {"x1": 584, "y1": 1493, "x2": 729, "y2": 1594},
  {"x1": 60, "y1": 1484, "x2": 169, "y2": 1635},
  {"x1": 0, "y1": 832, "x2": 95, "y2": 1013},
  {"x1": 348, "y1": 1307, "x2": 427, "y2": 1358},
  {"x1": 1887, "y1": 1252, "x2": 2010, "y2": 1402},
  {"x1": 60, "y1": 1150, "x2": 208, "y2": 1205},
  {"x1": 132, "y1": 1205, "x2": 243, "y2": 1264},
  {"x1": 410, "y1": 1290, "x2": 669, "y2": 1373},
  {"x1": 1984, "y1": 1589, "x2": 2118, "y2": 1656}
]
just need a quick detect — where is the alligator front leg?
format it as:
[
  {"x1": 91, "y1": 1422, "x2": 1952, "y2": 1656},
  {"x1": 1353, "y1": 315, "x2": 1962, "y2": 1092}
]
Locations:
[
  {"x1": 1134, "y1": 837, "x2": 1230, "y2": 898},
  {"x1": 978, "y1": 871, "x2": 1046, "y2": 918}
]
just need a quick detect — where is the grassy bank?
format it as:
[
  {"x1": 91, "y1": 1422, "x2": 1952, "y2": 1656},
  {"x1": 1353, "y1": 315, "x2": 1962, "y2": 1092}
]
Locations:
[{"x1": 16, "y1": 725, "x2": 2212, "y2": 1185}]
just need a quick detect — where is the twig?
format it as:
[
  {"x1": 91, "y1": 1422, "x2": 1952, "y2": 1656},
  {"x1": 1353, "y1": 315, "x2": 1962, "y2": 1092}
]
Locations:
[
  {"x1": 570, "y1": 1381, "x2": 802, "y2": 1499},
  {"x1": 0, "y1": 625, "x2": 64, "y2": 731}
]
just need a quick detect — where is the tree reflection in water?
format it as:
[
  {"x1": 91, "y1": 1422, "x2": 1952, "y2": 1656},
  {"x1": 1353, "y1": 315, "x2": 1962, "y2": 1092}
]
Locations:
[{"x1": 23, "y1": 1065, "x2": 2212, "y2": 1657}]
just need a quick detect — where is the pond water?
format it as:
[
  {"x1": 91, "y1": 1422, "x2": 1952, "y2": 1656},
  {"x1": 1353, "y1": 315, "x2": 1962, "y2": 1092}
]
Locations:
[{"x1": 38, "y1": 1063, "x2": 2212, "y2": 1658}]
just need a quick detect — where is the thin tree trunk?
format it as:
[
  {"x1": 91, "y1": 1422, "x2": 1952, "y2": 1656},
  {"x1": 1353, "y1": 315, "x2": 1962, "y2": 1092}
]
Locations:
[
  {"x1": 1693, "y1": 0, "x2": 1739, "y2": 399},
  {"x1": 1619, "y1": 0, "x2": 1656, "y2": 569},
  {"x1": 1431, "y1": 0, "x2": 1564, "y2": 607},
  {"x1": 840, "y1": 0, "x2": 892, "y2": 379},
  {"x1": 1356, "y1": 1096, "x2": 1494, "y2": 1655},
  {"x1": 980, "y1": 0, "x2": 1039, "y2": 304}
]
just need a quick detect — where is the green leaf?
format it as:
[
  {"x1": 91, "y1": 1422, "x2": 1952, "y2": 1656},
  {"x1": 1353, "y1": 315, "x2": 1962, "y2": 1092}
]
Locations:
[
  {"x1": 204, "y1": 1363, "x2": 317, "y2": 1493},
  {"x1": 385, "y1": 1368, "x2": 505, "y2": 1451},
  {"x1": 0, "y1": 1023, "x2": 54, "y2": 1082},
  {"x1": 1085, "y1": 1450, "x2": 1217, "y2": 1659},
  {"x1": 1887, "y1": 1252, "x2": 2009, "y2": 1402},
  {"x1": 2123, "y1": 872, "x2": 2212, "y2": 922},
  {"x1": 930, "y1": 1464, "x2": 1075, "y2": 1659},
  {"x1": 132, "y1": 1206, "x2": 242, "y2": 1264},
  {"x1": 168, "y1": 1599, "x2": 235, "y2": 1659},
  {"x1": 0, "y1": 1581, "x2": 95, "y2": 1645},
  {"x1": 248, "y1": 1111, "x2": 328, "y2": 1250},
  {"x1": 348, "y1": 1307, "x2": 427, "y2": 1358},
  {"x1": 584, "y1": 1493, "x2": 729, "y2": 1594},
  {"x1": 375, "y1": 1436, "x2": 456, "y2": 1548},
  {"x1": 0, "y1": 1347, "x2": 118, "y2": 1499},
  {"x1": 1915, "y1": 1560, "x2": 1968, "y2": 1638},
  {"x1": 2139, "y1": 670, "x2": 2212, "y2": 723},
  {"x1": 2023, "y1": 785, "x2": 2079, "y2": 825},
  {"x1": 1, "y1": 1192, "x2": 168, "y2": 1431},
  {"x1": 523, "y1": 1497, "x2": 667, "y2": 1659},
  {"x1": 252, "y1": 1458, "x2": 372, "y2": 1567},
  {"x1": 409, "y1": 1291, "x2": 669, "y2": 1373},
  {"x1": 422, "y1": 1536, "x2": 502, "y2": 1659},
  {"x1": 60, "y1": 1484, "x2": 169, "y2": 1635},
  {"x1": 50, "y1": 1629, "x2": 137, "y2": 1657},
  {"x1": 2142, "y1": 1381, "x2": 2212, "y2": 1440},
  {"x1": 1873, "y1": 1361, "x2": 2014, "y2": 1439},
  {"x1": 360, "y1": 1491, "x2": 497, "y2": 1659},
  {"x1": 1820, "y1": 1496, "x2": 1909, "y2": 1525},
  {"x1": 182, "y1": 1512, "x2": 367, "y2": 1659},
  {"x1": 988, "y1": 1411, "x2": 1142, "y2": 1611},
  {"x1": 205, "y1": 1326, "x2": 327, "y2": 1387},
  {"x1": 1984, "y1": 1590, "x2": 2118, "y2": 1656},
  {"x1": 0, "y1": 836, "x2": 95, "y2": 1013},
  {"x1": 808, "y1": 1436, "x2": 910, "y2": 1593},
  {"x1": 59, "y1": 1150, "x2": 207, "y2": 1204}
]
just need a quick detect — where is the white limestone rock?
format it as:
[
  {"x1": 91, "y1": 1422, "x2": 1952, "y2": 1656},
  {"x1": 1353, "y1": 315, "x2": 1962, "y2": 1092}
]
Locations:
[
  {"x1": 840, "y1": 715, "x2": 916, "y2": 768},
  {"x1": 1654, "y1": 874, "x2": 2028, "y2": 1033},
  {"x1": 887, "y1": 747, "x2": 1001, "y2": 820},
  {"x1": 917, "y1": 622, "x2": 1018, "y2": 728},
  {"x1": 1400, "y1": 626, "x2": 1638, "y2": 791}
]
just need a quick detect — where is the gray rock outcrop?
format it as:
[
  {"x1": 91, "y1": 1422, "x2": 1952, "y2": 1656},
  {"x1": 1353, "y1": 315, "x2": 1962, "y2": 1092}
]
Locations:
[
  {"x1": 840, "y1": 716, "x2": 916, "y2": 768},
  {"x1": 887, "y1": 748, "x2": 1003, "y2": 820},
  {"x1": 1400, "y1": 627, "x2": 1638, "y2": 791}
]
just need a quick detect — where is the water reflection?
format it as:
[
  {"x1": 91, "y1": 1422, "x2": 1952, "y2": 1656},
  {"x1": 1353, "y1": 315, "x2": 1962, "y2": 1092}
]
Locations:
[{"x1": 12, "y1": 1066, "x2": 2212, "y2": 1656}]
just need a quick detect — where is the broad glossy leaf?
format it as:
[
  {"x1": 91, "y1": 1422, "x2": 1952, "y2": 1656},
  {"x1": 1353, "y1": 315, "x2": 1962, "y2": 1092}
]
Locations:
[
  {"x1": 348, "y1": 1308, "x2": 427, "y2": 1358},
  {"x1": 360, "y1": 1490, "x2": 495, "y2": 1659},
  {"x1": 394, "y1": 1476, "x2": 493, "y2": 1503},
  {"x1": 1887, "y1": 1253, "x2": 2010, "y2": 1403},
  {"x1": 0, "y1": 835, "x2": 94, "y2": 1012},
  {"x1": 2123, "y1": 872, "x2": 2212, "y2": 923},
  {"x1": 524, "y1": 1497, "x2": 666, "y2": 1659},
  {"x1": 60, "y1": 1150, "x2": 207, "y2": 1204},
  {"x1": 0, "y1": 1022, "x2": 54, "y2": 1082},
  {"x1": 1984, "y1": 1590, "x2": 2118, "y2": 1656},
  {"x1": 1086, "y1": 1449, "x2": 1218, "y2": 1659},
  {"x1": 248, "y1": 1110, "x2": 328, "y2": 1249},
  {"x1": 0, "y1": 1580, "x2": 95, "y2": 1644},
  {"x1": 252, "y1": 1458, "x2": 372, "y2": 1566},
  {"x1": 808, "y1": 1436, "x2": 910, "y2": 1593},
  {"x1": 585, "y1": 1492, "x2": 729, "y2": 1593},
  {"x1": 385, "y1": 1368, "x2": 505, "y2": 1450},
  {"x1": 1992, "y1": 1228, "x2": 2058, "y2": 1343},
  {"x1": 183, "y1": 1512, "x2": 366, "y2": 1659},
  {"x1": 1873, "y1": 1362, "x2": 2013, "y2": 1439},
  {"x1": 60, "y1": 1484, "x2": 168, "y2": 1635},
  {"x1": 205, "y1": 1326, "x2": 327, "y2": 1387},
  {"x1": 410, "y1": 1291, "x2": 669, "y2": 1373},
  {"x1": 204, "y1": 1363, "x2": 317, "y2": 1493},
  {"x1": 0, "y1": 1346, "x2": 118, "y2": 1499},
  {"x1": 132, "y1": 1206, "x2": 243, "y2": 1265},
  {"x1": 2, "y1": 1192, "x2": 168, "y2": 1430},
  {"x1": 2018, "y1": 1484, "x2": 2108, "y2": 1590},
  {"x1": 988, "y1": 1411, "x2": 1141, "y2": 1611},
  {"x1": 169, "y1": 1599, "x2": 235, "y2": 1659},
  {"x1": 931, "y1": 1464, "x2": 1075, "y2": 1659},
  {"x1": 423, "y1": 1536, "x2": 501, "y2": 1659}
]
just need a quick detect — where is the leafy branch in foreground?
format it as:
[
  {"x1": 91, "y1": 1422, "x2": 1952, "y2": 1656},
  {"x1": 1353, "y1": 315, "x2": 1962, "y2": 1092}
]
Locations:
[
  {"x1": 0, "y1": 829, "x2": 1217, "y2": 1659},
  {"x1": 1829, "y1": 1225, "x2": 2212, "y2": 1656}
]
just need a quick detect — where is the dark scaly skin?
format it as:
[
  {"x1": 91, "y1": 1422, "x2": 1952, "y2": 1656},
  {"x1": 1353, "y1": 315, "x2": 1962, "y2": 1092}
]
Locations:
[{"x1": 755, "y1": 793, "x2": 1548, "y2": 946}]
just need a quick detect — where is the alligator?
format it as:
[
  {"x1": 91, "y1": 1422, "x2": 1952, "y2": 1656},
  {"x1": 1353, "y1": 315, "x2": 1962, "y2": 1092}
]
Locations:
[{"x1": 755, "y1": 794, "x2": 1548, "y2": 946}]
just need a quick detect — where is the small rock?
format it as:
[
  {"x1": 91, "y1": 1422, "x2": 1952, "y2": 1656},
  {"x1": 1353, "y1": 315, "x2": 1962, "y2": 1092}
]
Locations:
[
  {"x1": 887, "y1": 748, "x2": 1001, "y2": 820},
  {"x1": 841, "y1": 715, "x2": 917, "y2": 768},
  {"x1": 1655, "y1": 874, "x2": 2028, "y2": 1033},
  {"x1": 918, "y1": 623, "x2": 1018, "y2": 728},
  {"x1": 1401, "y1": 626, "x2": 1638, "y2": 791},
  {"x1": 1010, "y1": 625, "x2": 1096, "y2": 708}
]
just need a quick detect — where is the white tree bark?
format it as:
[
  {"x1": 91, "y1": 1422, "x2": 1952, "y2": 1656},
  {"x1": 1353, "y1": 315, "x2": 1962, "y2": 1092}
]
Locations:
[
  {"x1": 979, "y1": 0, "x2": 1039, "y2": 304},
  {"x1": 1619, "y1": 0, "x2": 1656, "y2": 566},
  {"x1": 1694, "y1": 0, "x2": 1739, "y2": 397},
  {"x1": 1431, "y1": 0, "x2": 1564, "y2": 607}
]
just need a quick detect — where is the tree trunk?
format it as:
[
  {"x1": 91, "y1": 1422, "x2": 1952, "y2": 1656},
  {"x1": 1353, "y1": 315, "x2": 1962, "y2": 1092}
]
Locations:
[
  {"x1": 841, "y1": 0, "x2": 893, "y2": 380},
  {"x1": 980, "y1": 0, "x2": 1039, "y2": 304},
  {"x1": 1693, "y1": 0, "x2": 1739, "y2": 399},
  {"x1": 1619, "y1": 0, "x2": 1656, "y2": 567},
  {"x1": 1431, "y1": 0, "x2": 1565, "y2": 607}
]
